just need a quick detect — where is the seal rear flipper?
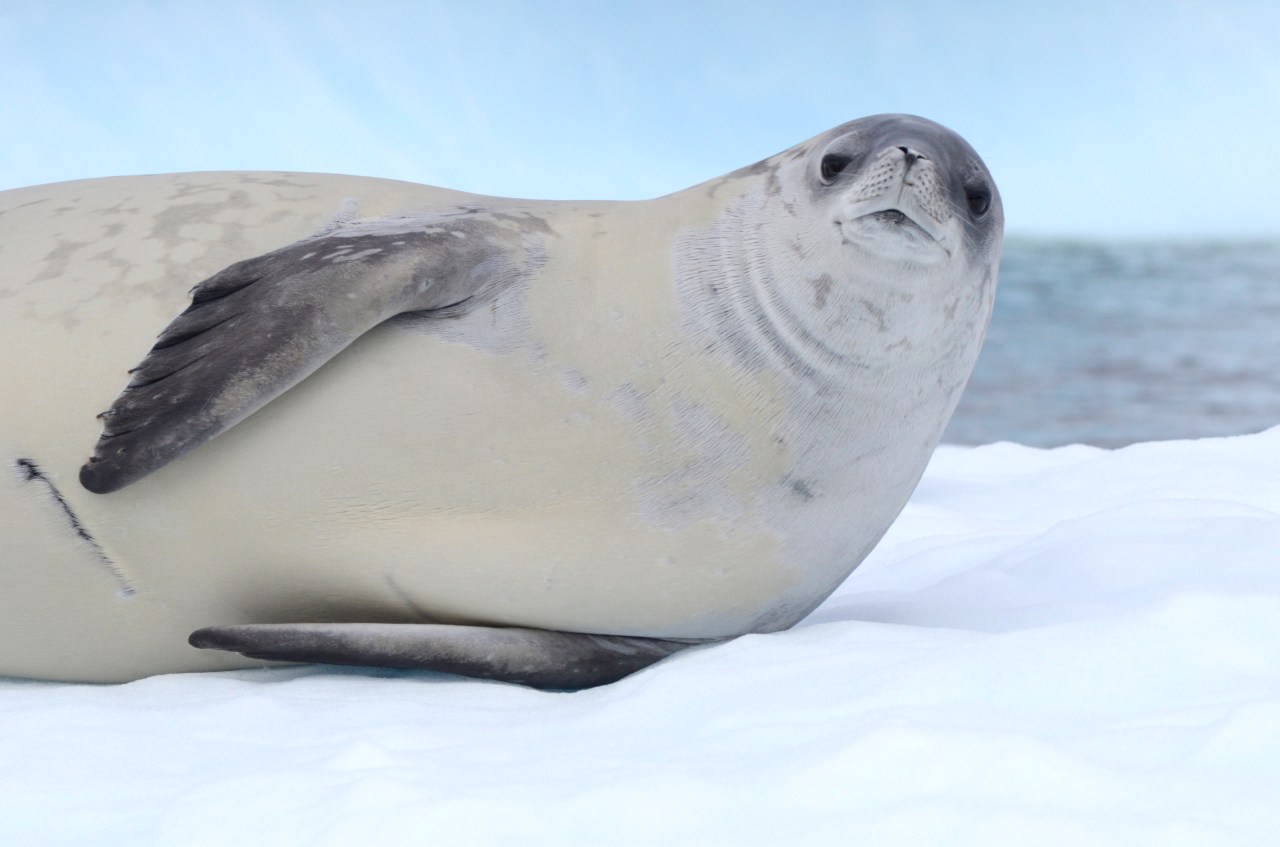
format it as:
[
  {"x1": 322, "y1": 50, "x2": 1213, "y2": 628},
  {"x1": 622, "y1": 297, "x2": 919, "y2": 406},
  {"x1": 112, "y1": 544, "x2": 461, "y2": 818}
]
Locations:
[
  {"x1": 81, "y1": 215, "x2": 532, "y2": 494},
  {"x1": 188, "y1": 623, "x2": 699, "y2": 689}
]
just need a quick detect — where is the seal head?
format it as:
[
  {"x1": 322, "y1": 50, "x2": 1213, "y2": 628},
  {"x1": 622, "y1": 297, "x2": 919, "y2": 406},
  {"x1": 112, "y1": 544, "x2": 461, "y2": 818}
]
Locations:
[{"x1": 814, "y1": 114, "x2": 1000, "y2": 265}]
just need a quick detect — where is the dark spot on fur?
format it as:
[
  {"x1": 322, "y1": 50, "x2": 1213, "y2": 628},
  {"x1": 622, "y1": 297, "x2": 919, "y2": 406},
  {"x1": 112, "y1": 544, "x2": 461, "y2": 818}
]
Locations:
[
  {"x1": 489, "y1": 211, "x2": 554, "y2": 235},
  {"x1": 789, "y1": 478, "x2": 818, "y2": 501},
  {"x1": 810, "y1": 274, "x2": 834, "y2": 309}
]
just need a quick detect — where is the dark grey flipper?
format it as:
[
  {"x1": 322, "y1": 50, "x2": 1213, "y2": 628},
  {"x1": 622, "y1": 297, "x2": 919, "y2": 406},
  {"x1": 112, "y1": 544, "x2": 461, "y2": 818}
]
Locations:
[
  {"x1": 188, "y1": 623, "x2": 699, "y2": 689},
  {"x1": 81, "y1": 214, "x2": 534, "y2": 494}
]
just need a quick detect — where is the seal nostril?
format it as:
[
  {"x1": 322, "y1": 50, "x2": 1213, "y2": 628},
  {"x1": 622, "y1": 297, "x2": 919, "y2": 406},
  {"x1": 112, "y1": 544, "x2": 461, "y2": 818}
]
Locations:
[{"x1": 898, "y1": 146, "x2": 926, "y2": 167}]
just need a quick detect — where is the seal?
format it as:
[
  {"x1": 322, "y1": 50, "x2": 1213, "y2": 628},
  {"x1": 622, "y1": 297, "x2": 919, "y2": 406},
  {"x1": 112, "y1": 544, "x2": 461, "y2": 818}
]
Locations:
[{"x1": 0, "y1": 114, "x2": 1002, "y2": 687}]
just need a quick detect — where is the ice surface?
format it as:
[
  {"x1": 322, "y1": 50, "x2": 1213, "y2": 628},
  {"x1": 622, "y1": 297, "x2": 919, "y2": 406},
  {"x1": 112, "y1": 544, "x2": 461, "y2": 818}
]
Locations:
[{"x1": 3, "y1": 429, "x2": 1279, "y2": 845}]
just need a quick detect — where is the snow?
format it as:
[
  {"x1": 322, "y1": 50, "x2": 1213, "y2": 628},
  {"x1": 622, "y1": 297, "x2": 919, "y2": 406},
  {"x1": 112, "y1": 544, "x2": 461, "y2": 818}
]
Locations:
[{"x1": 4, "y1": 428, "x2": 1280, "y2": 845}]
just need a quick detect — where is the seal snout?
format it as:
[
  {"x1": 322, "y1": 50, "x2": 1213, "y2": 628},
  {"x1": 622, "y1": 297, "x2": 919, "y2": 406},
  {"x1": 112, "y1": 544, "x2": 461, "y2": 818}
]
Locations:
[{"x1": 829, "y1": 141, "x2": 955, "y2": 251}]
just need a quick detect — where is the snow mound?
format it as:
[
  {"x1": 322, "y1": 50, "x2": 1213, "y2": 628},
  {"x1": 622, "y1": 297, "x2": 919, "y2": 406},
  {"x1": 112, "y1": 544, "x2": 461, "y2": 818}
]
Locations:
[{"x1": 4, "y1": 428, "x2": 1279, "y2": 844}]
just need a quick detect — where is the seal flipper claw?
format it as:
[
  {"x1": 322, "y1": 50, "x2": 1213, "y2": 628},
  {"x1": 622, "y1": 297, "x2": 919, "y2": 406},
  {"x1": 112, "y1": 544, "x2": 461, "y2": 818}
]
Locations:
[
  {"x1": 81, "y1": 216, "x2": 526, "y2": 494},
  {"x1": 189, "y1": 623, "x2": 698, "y2": 689}
]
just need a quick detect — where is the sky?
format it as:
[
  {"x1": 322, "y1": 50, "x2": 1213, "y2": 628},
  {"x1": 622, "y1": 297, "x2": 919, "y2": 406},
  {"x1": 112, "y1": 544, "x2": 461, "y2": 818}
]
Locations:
[{"x1": 2, "y1": 0, "x2": 1279, "y2": 238}]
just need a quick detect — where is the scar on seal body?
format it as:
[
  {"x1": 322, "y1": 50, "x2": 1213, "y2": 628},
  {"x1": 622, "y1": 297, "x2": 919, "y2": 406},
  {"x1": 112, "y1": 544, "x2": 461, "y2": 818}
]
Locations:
[{"x1": 14, "y1": 458, "x2": 135, "y2": 597}]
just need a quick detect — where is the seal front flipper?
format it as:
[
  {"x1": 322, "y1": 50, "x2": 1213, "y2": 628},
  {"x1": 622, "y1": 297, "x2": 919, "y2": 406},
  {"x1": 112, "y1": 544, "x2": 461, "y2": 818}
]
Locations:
[
  {"x1": 81, "y1": 213, "x2": 536, "y2": 494},
  {"x1": 188, "y1": 623, "x2": 699, "y2": 689}
]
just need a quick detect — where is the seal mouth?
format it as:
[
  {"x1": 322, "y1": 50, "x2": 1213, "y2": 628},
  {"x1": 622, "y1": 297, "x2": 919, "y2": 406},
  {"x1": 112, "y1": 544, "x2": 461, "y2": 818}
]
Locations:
[
  {"x1": 848, "y1": 207, "x2": 944, "y2": 248},
  {"x1": 862, "y1": 208, "x2": 933, "y2": 239},
  {"x1": 838, "y1": 205, "x2": 950, "y2": 262}
]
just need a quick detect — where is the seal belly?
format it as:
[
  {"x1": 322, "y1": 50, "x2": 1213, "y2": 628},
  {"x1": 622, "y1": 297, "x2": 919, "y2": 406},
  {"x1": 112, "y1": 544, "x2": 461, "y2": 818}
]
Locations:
[{"x1": 95, "y1": 320, "x2": 799, "y2": 642}]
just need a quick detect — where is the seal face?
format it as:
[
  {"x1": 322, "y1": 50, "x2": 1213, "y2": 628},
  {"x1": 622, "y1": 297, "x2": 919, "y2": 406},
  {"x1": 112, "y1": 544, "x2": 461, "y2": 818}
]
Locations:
[{"x1": 1, "y1": 114, "x2": 1001, "y2": 687}]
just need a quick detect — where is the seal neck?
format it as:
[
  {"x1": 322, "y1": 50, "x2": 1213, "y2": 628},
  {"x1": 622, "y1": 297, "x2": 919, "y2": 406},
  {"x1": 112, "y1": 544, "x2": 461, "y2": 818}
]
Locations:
[{"x1": 675, "y1": 188, "x2": 975, "y2": 390}]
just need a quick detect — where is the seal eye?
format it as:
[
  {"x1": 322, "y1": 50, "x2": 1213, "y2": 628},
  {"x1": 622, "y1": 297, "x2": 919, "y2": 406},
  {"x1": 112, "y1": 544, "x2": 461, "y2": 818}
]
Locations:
[
  {"x1": 965, "y1": 185, "x2": 991, "y2": 217},
  {"x1": 820, "y1": 154, "x2": 853, "y2": 184}
]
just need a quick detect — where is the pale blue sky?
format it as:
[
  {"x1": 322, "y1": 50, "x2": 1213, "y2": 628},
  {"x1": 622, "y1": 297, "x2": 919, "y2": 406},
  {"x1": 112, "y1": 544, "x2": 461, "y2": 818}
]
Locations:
[{"x1": 3, "y1": 0, "x2": 1278, "y2": 237}]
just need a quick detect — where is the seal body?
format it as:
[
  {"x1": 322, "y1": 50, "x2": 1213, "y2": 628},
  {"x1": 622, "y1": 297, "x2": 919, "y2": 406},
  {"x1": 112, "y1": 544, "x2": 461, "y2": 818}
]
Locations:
[{"x1": 0, "y1": 115, "x2": 1002, "y2": 685}]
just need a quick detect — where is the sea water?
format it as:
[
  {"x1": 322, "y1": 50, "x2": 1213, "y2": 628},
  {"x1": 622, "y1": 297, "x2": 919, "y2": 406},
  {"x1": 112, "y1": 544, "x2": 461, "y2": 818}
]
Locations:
[{"x1": 943, "y1": 238, "x2": 1280, "y2": 446}]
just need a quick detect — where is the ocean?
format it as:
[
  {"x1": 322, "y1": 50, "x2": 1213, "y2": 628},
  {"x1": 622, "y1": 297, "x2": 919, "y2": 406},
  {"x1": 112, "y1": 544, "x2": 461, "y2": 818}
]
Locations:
[{"x1": 942, "y1": 238, "x2": 1280, "y2": 447}]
